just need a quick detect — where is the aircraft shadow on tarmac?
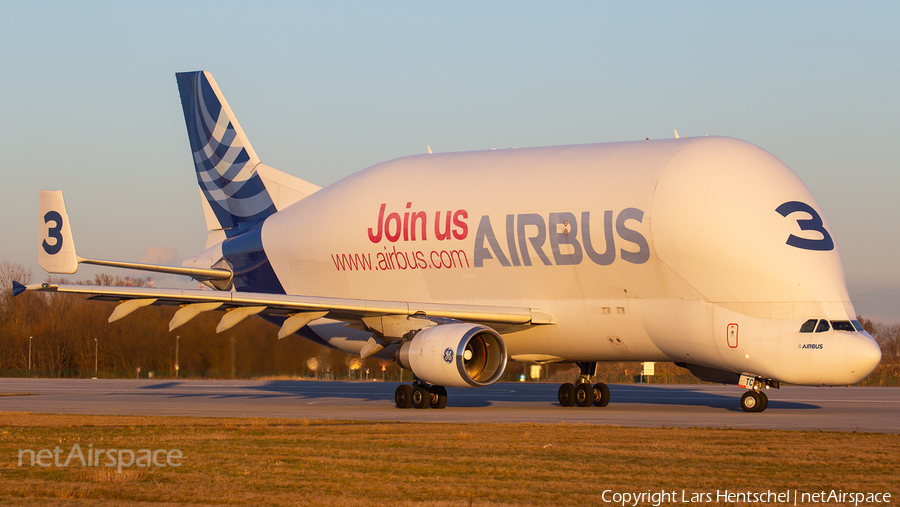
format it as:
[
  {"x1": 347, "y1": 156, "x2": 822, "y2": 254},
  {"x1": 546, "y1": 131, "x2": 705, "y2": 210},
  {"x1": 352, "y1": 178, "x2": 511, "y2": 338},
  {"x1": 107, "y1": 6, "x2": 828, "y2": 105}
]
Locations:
[
  {"x1": 609, "y1": 384, "x2": 818, "y2": 411},
  {"x1": 138, "y1": 381, "x2": 499, "y2": 407},
  {"x1": 242, "y1": 381, "x2": 522, "y2": 408},
  {"x1": 140, "y1": 382, "x2": 183, "y2": 390},
  {"x1": 133, "y1": 381, "x2": 818, "y2": 411},
  {"x1": 135, "y1": 381, "x2": 336, "y2": 402}
]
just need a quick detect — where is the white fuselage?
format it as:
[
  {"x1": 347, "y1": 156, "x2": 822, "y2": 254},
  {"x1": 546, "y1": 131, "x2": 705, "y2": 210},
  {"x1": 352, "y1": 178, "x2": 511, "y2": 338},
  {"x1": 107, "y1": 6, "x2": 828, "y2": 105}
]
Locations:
[{"x1": 260, "y1": 136, "x2": 881, "y2": 386}]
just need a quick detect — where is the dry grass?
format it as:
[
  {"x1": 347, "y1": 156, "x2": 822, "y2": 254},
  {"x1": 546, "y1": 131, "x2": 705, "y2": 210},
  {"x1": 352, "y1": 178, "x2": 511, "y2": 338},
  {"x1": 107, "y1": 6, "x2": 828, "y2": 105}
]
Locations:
[{"x1": 0, "y1": 412, "x2": 897, "y2": 506}]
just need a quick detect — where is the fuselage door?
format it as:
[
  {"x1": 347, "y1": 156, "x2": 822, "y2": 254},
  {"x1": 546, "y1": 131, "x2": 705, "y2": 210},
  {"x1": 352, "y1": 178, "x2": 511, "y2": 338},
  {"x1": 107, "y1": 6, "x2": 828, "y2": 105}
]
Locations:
[{"x1": 727, "y1": 323, "x2": 739, "y2": 348}]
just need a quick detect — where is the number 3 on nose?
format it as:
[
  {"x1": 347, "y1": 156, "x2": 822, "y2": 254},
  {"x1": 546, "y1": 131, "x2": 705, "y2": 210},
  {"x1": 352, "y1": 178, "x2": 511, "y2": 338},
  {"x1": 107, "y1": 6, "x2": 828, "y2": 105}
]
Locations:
[{"x1": 776, "y1": 201, "x2": 834, "y2": 251}]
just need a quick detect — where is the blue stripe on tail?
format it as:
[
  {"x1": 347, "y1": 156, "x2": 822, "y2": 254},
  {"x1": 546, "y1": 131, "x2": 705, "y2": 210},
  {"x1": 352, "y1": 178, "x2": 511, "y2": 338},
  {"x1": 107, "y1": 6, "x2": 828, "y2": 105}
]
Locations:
[{"x1": 176, "y1": 71, "x2": 276, "y2": 232}]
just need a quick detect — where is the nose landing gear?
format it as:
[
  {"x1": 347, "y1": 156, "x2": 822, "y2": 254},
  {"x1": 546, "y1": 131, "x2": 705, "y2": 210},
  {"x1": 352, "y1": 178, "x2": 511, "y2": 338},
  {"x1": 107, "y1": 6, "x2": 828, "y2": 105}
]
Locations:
[
  {"x1": 739, "y1": 375, "x2": 778, "y2": 412},
  {"x1": 557, "y1": 362, "x2": 610, "y2": 408},
  {"x1": 740, "y1": 390, "x2": 768, "y2": 412}
]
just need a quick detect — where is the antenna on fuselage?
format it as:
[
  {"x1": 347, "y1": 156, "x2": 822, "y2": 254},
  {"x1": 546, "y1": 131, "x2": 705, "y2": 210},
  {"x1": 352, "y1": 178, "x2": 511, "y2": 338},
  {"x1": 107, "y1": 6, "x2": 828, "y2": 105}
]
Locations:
[{"x1": 674, "y1": 129, "x2": 680, "y2": 139}]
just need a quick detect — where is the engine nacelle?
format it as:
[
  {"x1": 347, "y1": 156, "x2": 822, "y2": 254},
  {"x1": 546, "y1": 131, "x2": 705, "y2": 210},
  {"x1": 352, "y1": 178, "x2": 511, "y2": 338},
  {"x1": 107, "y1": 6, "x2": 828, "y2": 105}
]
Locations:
[{"x1": 396, "y1": 323, "x2": 507, "y2": 388}]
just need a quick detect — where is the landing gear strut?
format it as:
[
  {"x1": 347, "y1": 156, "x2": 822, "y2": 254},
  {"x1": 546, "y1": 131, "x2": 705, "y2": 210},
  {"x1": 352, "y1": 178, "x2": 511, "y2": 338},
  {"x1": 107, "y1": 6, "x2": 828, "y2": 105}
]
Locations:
[
  {"x1": 395, "y1": 380, "x2": 448, "y2": 409},
  {"x1": 558, "y1": 362, "x2": 610, "y2": 408}
]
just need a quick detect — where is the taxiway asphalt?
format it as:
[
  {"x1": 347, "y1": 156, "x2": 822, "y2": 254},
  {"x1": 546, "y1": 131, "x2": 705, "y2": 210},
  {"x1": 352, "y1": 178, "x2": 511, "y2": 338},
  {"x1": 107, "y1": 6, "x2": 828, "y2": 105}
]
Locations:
[{"x1": 1, "y1": 379, "x2": 897, "y2": 432}]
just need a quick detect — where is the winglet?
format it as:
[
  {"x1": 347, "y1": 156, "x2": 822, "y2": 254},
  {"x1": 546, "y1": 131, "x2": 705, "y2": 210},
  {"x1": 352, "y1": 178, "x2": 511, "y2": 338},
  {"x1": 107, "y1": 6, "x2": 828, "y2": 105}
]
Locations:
[
  {"x1": 38, "y1": 190, "x2": 78, "y2": 274},
  {"x1": 11, "y1": 281, "x2": 26, "y2": 297}
]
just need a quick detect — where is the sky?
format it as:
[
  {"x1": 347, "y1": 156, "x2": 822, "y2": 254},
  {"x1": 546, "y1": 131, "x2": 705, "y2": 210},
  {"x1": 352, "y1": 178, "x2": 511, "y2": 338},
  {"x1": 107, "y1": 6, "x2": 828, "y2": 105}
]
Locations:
[{"x1": 1, "y1": 2, "x2": 898, "y2": 323}]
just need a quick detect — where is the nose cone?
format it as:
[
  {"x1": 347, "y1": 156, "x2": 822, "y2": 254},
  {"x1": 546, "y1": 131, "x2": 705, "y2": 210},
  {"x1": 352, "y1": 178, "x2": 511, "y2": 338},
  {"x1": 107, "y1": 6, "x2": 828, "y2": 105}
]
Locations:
[{"x1": 844, "y1": 332, "x2": 882, "y2": 383}]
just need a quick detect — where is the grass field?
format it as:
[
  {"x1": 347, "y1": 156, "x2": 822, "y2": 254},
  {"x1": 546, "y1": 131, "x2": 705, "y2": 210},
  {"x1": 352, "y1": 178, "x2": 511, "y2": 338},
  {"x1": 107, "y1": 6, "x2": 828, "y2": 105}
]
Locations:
[{"x1": 1, "y1": 412, "x2": 898, "y2": 506}]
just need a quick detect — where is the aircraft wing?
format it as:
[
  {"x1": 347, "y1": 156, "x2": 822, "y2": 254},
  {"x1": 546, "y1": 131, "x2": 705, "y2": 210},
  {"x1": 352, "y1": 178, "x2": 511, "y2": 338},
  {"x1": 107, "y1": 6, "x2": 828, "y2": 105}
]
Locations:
[{"x1": 18, "y1": 282, "x2": 554, "y2": 337}]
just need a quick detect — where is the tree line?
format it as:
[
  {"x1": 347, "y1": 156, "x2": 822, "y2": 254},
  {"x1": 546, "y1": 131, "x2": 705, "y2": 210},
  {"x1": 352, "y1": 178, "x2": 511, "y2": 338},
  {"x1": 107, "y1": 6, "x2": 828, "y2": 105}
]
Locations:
[
  {"x1": 1, "y1": 261, "x2": 897, "y2": 382},
  {"x1": 0, "y1": 261, "x2": 377, "y2": 378}
]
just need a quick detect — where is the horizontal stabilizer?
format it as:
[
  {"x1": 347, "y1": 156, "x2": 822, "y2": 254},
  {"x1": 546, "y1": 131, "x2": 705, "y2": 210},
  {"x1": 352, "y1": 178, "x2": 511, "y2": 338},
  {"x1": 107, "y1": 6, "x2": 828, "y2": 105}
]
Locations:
[
  {"x1": 36, "y1": 190, "x2": 231, "y2": 282},
  {"x1": 76, "y1": 256, "x2": 232, "y2": 281},
  {"x1": 255, "y1": 164, "x2": 321, "y2": 213}
]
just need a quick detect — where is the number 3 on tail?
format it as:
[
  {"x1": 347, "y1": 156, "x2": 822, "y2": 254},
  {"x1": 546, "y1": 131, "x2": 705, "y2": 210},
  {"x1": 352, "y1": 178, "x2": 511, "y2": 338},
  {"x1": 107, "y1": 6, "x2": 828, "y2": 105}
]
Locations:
[
  {"x1": 42, "y1": 211, "x2": 64, "y2": 255},
  {"x1": 775, "y1": 201, "x2": 834, "y2": 251}
]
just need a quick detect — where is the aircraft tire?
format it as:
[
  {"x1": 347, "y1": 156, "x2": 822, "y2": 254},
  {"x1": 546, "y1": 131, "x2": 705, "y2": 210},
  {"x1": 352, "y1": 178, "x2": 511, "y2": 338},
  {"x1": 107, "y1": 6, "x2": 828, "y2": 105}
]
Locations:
[
  {"x1": 558, "y1": 383, "x2": 576, "y2": 407},
  {"x1": 430, "y1": 385, "x2": 448, "y2": 409},
  {"x1": 412, "y1": 386, "x2": 430, "y2": 409},
  {"x1": 740, "y1": 391, "x2": 763, "y2": 412},
  {"x1": 575, "y1": 383, "x2": 593, "y2": 407},
  {"x1": 757, "y1": 391, "x2": 768, "y2": 412},
  {"x1": 395, "y1": 384, "x2": 413, "y2": 409},
  {"x1": 593, "y1": 383, "x2": 611, "y2": 407}
]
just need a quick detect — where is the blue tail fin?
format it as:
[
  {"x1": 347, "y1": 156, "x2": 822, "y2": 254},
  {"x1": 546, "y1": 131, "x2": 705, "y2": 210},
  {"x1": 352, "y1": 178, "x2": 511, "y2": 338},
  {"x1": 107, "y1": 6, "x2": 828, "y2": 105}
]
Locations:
[{"x1": 176, "y1": 71, "x2": 276, "y2": 232}]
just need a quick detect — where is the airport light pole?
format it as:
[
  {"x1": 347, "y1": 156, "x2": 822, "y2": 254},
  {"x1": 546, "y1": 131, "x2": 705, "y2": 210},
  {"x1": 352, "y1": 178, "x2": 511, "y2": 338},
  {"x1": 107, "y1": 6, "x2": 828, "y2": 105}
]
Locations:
[
  {"x1": 175, "y1": 335, "x2": 180, "y2": 379},
  {"x1": 28, "y1": 336, "x2": 32, "y2": 371},
  {"x1": 94, "y1": 338, "x2": 98, "y2": 377}
]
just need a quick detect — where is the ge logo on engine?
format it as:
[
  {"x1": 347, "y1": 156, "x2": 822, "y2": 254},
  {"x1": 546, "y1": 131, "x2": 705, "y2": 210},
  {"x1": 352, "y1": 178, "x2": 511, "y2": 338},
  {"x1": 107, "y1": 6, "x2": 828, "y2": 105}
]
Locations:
[{"x1": 443, "y1": 348, "x2": 454, "y2": 364}]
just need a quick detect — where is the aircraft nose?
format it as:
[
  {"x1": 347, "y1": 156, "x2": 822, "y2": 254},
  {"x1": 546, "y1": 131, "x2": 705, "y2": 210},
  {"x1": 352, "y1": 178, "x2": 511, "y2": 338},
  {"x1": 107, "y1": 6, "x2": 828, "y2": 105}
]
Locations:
[{"x1": 844, "y1": 332, "x2": 882, "y2": 381}]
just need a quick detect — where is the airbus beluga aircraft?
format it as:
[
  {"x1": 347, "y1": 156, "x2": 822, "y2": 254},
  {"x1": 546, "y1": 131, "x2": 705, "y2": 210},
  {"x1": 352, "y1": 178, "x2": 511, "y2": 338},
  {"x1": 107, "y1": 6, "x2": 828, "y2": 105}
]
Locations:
[{"x1": 16, "y1": 71, "x2": 881, "y2": 413}]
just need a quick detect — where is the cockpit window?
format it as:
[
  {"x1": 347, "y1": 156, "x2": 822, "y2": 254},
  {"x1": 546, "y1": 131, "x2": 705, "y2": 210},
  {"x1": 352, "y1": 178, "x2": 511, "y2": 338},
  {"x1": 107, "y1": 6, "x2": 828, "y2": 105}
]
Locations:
[
  {"x1": 831, "y1": 320, "x2": 854, "y2": 332},
  {"x1": 800, "y1": 319, "x2": 818, "y2": 333},
  {"x1": 815, "y1": 320, "x2": 831, "y2": 333},
  {"x1": 852, "y1": 320, "x2": 865, "y2": 332}
]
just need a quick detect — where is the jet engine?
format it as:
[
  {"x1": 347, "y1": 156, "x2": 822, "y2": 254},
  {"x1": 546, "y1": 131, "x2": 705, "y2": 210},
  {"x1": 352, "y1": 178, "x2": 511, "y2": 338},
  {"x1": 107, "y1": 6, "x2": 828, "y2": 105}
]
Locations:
[{"x1": 395, "y1": 323, "x2": 507, "y2": 388}]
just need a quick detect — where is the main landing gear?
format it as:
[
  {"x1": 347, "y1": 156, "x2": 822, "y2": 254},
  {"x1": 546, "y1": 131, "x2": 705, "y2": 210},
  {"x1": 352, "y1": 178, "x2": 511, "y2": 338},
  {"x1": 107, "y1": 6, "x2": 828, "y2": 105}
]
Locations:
[
  {"x1": 557, "y1": 362, "x2": 610, "y2": 408},
  {"x1": 395, "y1": 381, "x2": 448, "y2": 409}
]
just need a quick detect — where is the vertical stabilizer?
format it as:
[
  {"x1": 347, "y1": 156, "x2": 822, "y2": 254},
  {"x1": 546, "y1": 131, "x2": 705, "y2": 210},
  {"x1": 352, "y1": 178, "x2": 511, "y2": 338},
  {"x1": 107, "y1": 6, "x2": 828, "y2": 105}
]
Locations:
[{"x1": 176, "y1": 71, "x2": 277, "y2": 232}]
